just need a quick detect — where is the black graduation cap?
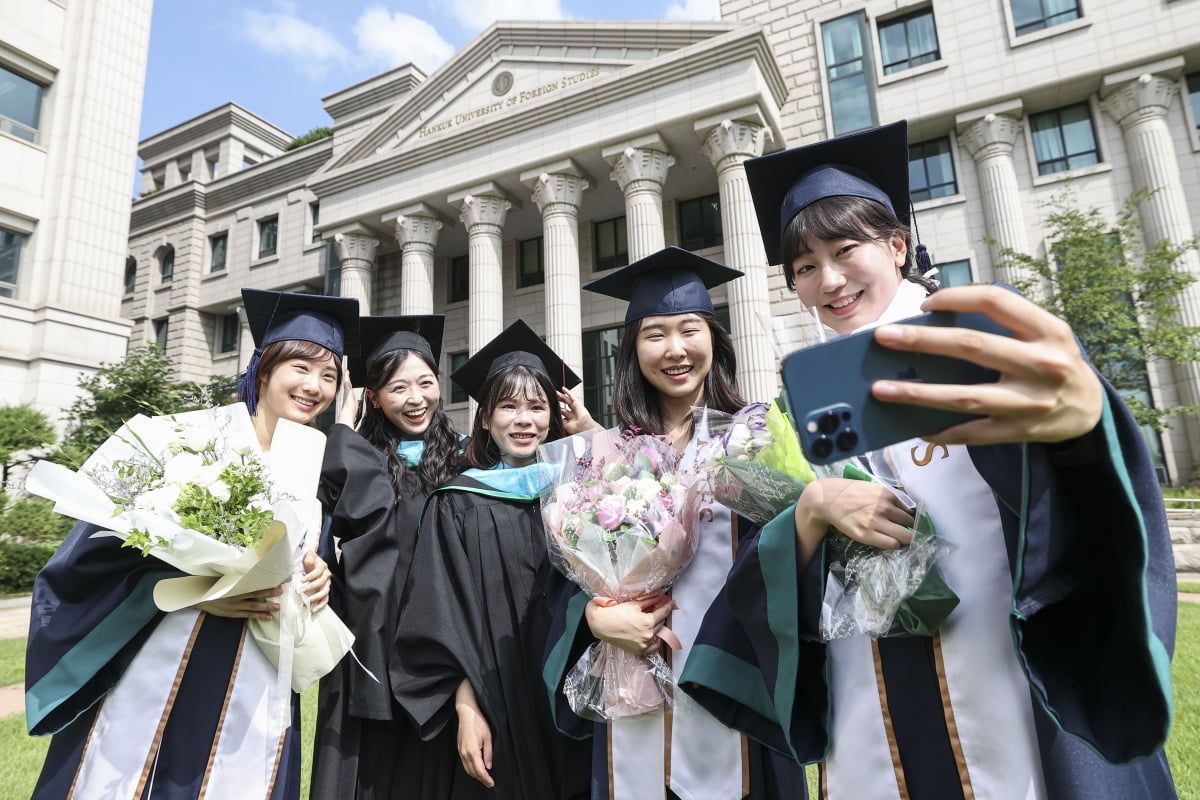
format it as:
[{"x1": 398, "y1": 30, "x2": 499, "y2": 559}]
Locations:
[
  {"x1": 582, "y1": 246, "x2": 743, "y2": 324},
  {"x1": 241, "y1": 288, "x2": 361, "y2": 358},
  {"x1": 238, "y1": 288, "x2": 360, "y2": 415},
  {"x1": 347, "y1": 315, "x2": 445, "y2": 387},
  {"x1": 450, "y1": 319, "x2": 581, "y2": 403},
  {"x1": 744, "y1": 120, "x2": 911, "y2": 265}
]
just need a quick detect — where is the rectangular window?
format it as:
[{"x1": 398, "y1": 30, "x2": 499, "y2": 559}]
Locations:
[
  {"x1": 0, "y1": 228, "x2": 25, "y2": 298},
  {"x1": 909, "y1": 137, "x2": 957, "y2": 201},
  {"x1": 154, "y1": 318, "x2": 169, "y2": 350},
  {"x1": 322, "y1": 241, "x2": 340, "y2": 296},
  {"x1": 210, "y1": 233, "x2": 228, "y2": 272},
  {"x1": 518, "y1": 237, "x2": 545, "y2": 288},
  {"x1": 594, "y1": 216, "x2": 629, "y2": 272},
  {"x1": 218, "y1": 312, "x2": 240, "y2": 354},
  {"x1": 258, "y1": 216, "x2": 278, "y2": 258},
  {"x1": 678, "y1": 194, "x2": 723, "y2": 251},
  {"x1": 124, "y1": 257, "x2": 137, "y2": 294},
  {"x1": 822, "y1": 12, "x2": 877, "y2": 135},
  {"x1": 935, "y1": 259, "x2": 972, "y2": 287},
  {"x1": 582, "y1": 326, "x2": 623, "y2": 429},
  {"x1": 0, "y1": 64, "x2": 43, "y2": 144},
  {"x1": 449, "y1": 351, "x2": 469, "y2": 404},
  {"x1": 1188, "y1": 72, "x2": 1200, "y2": 136},
  {"x1": 310, "y1": 203, "x2": 322, "y2": 243},
  {"x1": 449, "y1": 255, "x2": 469, "y2": 303},
  {"x1": 160, "y1": 247, "x2": 175, "y2": 283},
  {"x1": 1030, "y1": 103, "x2": 1099, "y2": 176},
  {"x1": 1011, "y1": 0, "x2": 1081, "y2": 36},
  {"x1": 879, "y1": 7, "x2": 940, "y2": 75}
]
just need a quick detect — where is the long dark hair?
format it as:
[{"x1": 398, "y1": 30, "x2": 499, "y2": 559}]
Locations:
[
  {"x1": 357, "y1": 348, "x2": 461, "y2": 491},
  {"x1": 612, "y1": 313, "x2": 745, "y2": 435},
  {"x1": 778, "y1": 195, "x2": 936, "y2": 293},
  {"x1": 240, "y1": 339, "x2": 343, "y2": 413},
  {"x1": 461, "y1": 365, "x2": 565, "y2": 469}
]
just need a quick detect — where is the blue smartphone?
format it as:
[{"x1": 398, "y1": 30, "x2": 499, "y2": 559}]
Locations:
[{"x1": 780, "y1": 310, "x2": 1012, "y2": 464}]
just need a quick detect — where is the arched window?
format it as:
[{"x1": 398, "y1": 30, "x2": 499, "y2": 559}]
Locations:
[{"x1": 157, "y1": 245, "x2": 175, "y2": 283}]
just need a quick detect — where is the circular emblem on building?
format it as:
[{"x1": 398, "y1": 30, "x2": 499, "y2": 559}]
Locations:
[{"x1": 492, "y1": 71, "x2": 514, "y2": 97}]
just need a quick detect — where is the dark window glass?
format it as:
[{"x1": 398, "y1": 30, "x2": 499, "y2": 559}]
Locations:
[
  {"x1": 219, "y1": 312, "x2": 239, "y2": 353},
  {"x1": 159, "y1": 247, "x2": 174, "y2": 282},
  {"x1": 935, "y1": 259, "x2": 972, "y2": 287},
  {"x1": 154, "y1": 318, "x2": 169, "y2": 350},
  {"x1": 311, "y1": 203, "x2": 322, "y2": 243},
  {"x1": 449, "y1": 255, "x2": 469, "y2": 303},
  {"x1": 1011, "y1": 0, "x2": 1081, "y2": 36},
  {"x1": 1188, "y1": 72, "x2": 1200, "y2": 136},
  {"x1": 879, "y1": 7, "x2": 940, "y2": 75},
  {"x1": 678, "y1": 194, "x2": 723, "y2": 250},
  {"x1": 594, "y1": 216, "x2": 629, "y2": 272},
  {"x1": 0, "y1": 65, "x2": 43, "y2": 143},
  {"x1": 0, "y1": 228, "x2": 24, "y2": 298},
  {"x1": 258, "y1": 216, "x2": 278, "y2": 258},
  {"x1": 450, "y1": 351, "x2": 468, "y2": 404},
  {"x1": 210, "y1": 233, "x2": 227, "y2": 272},
  {"x1": 582, "y1": 326, "x2": 623, "y2": 429},
  {"x1": 519, "y1": 237, "x2": 544, "y2": 288},
  {"x1": 909, "y1": 137, "x2": 957, "y2": 201},
  {"x1": 124, "y1": 256, "x2": 137, "y2": 294},
  {"x1": 822, "y1": 13, "x2": 877, "y2": 135},
  {"x1": 323, "y1": 241, "x2": 340, "y2": 296},
  {"x1": 1030, "y1": 103, "x2": 1099, "y2": 176}
]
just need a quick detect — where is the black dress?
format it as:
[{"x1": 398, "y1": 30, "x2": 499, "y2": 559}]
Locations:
[{"x1": 391, "y1": 468, "x2": 592, "y2": 799}]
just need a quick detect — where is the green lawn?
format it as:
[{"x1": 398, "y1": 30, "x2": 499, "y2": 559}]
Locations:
[{"x1": 2, "y1": 606, "x2": 1199, "y2": 800}]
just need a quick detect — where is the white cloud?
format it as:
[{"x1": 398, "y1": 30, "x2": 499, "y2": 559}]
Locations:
[
  {"x1": 240, "y1": 5, "x2": 350, "y2": 76},
  {"x1": 353, "y1": 6, "x2": 456, "y2": 75},
  {"x1": 442, "y1": 0, "x2": 568, "y2": 35},
  {"x1": 664, "y1": 0, "x2": 721, "y2": 21}
]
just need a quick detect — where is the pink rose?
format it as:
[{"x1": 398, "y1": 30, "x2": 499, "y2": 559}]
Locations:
[{"x1": 595, "y1": 495, "x2": 627, "y2": 531}]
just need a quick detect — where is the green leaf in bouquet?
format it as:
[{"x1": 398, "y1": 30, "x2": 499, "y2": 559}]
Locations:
[
  {"x1": 763, "y1": 399, "x2": 816, "y2": 483},
  {"x1": 122, "y1": 527, "x2": 168, "y2": 556}
]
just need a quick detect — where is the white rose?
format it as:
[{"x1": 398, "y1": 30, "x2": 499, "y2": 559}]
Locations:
[
  {"x1": 163, "y1": 452, "x2": 205, "y2": 484},
  {"x1": 137, "y1": 483, "x2": 182, "y2": 515},
  {"x1": 635, "y1": 477, "x2": 662, "y2": 500},
  {"x1": 207, "y1": 480, "x2": 231, "y2": 502}
]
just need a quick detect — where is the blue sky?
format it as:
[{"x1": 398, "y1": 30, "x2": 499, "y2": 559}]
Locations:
[{"x1": 139, "y1": 0, "x2": 720, "y2": 141}]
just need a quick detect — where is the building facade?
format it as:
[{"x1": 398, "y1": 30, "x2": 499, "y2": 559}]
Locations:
[
  {"x1": 1, "y1": 0, "x2": 153, "y2": 424},
  {"x1": 127, "y1": 3, "x2": 1200, "y2": 483}
]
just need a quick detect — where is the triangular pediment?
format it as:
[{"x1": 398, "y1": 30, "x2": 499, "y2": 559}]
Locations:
[{"x1": 320, "y1": 21, "x2": 744, "y2": 172}]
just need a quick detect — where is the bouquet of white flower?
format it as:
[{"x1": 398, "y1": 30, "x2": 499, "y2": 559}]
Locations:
[{"x1": 26, "y1": 404, "x2": 353, "y2": 693}]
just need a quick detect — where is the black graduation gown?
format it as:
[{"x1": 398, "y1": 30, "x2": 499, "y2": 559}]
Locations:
[
  {"x1": 25, "y1": 522, "x2": 303, "y2": 800},
  {"x1": 680, "y1": 379, "x2": 1178, "y2": 798},
  {"x1": 391, "y1": 472, "x2": 592, "y2": 800},
  {"x1": 311, "y1": 424, "x2": 457, "y2": 799},
  {"x1": 542, "y1": 514, "x2": 807, "y2": 800}
]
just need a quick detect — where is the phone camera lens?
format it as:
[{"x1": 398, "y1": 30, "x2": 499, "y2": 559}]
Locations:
[
  {"x1": 817, "y1": 411, "x2": 839, "y2": 435},
  {"x1": 812, "y1": 437, "x2": 833, "y2": 459},
  {"x1": 835, "y1": 429, "x2": 858, "y2": 452}
]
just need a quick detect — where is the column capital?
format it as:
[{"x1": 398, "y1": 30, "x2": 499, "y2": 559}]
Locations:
[
  {"x1": 699, "y1": 118, "x2": 769, "y2": 167},
  {"x1": 456, "y1": 193, "x2": 511, "y2": 230},
  {"x1": 393, "y1": 213, "x2": 443, "y2": 249},
  {"x1": 957, "y1": 111, "x2": 1023, "y2": 161},
  {"x1": 1101, "y1": 71, "x2": 1179, "y2": 129},
  {"x1": 529, "y1": 171, "x2": 590, "y2": 213},
  {"x1": 333, "y1": 229, "x2": 380, "y2": 262},
  {"x1": 607, "y1": 146, "x2": 675, "y2": 192}
]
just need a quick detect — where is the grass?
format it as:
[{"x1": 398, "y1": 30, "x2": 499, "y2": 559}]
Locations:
[
  {"x1": 1, "y1": 606, "x2": 1199, "y2": 800},
  {"x1": 1180, "y1": 582, "x2": 1200, "y2": 595}
]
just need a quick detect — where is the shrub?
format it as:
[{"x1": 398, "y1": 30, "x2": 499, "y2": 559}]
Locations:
[
  {"x1": 0, "y1": 497, "x2": 74, "y2": 542},
  {"x1": 0, "y1": 540, "x2": 56, "y2": 593}
]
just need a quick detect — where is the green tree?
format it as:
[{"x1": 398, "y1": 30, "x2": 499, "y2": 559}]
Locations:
[
  {"x1": 993, "y1": 189, "x2": 1200, "y2": 430},
  {"x1": 54, "y1": 345, "x2": 233, "y2": 466},
  {"x1": 0, "y1": 403, "x2": 56, "y2": 485}
]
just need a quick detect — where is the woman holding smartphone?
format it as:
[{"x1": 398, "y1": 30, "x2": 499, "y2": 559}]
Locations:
[{"x1": 681, "y1": 121, "x2": 1177, "y2": 799}]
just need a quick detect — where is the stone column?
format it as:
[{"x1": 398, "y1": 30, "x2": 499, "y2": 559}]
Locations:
[
  {"x1": 606, "y1": 138, "x2": 674, "y2": 261},
  {"x1": 956, "y1": 102, "x2": 1028, "y2": 284},
  {"x1": 700, "y1": 118, "x2": 777, "y2": 402},
  {"x1": 1102, "y1": 59, "x2": 1200, "y2": 478},
  {"x1": 392, "y1": 208, "x2": 443, "y2": 316},
  {"x1": 525, "y1": 163, "x2": 589, "y2": 384},
  {"x1": 334, "y1": 229, "x2": 380, "y2": 315},
  {"x1": 217, "y1": 137, "x2": 245, "y2": 178},
  {"x1": 454, "y1": 187, "x2": 512, "y2": 355}
]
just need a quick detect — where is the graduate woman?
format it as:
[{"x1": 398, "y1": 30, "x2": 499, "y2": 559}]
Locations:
[
  {"x1": 25, "y1": 289, "x2": 356, "y2": 799},
  {"x1": 544, "y1": 247, "x2": 807, "y2": 800},
  {"x1": 390, "y1": 319, "x2": 593, "y2": 799},
  {"x1": 683, "y1": 121, "x2": 1177, "y2": 798},
  {"x1": 311, "y1": 315, "x2": 463, "y2": 798}
]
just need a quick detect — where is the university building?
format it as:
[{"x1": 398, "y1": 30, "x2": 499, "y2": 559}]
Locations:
[
  {"x1": 125, "y1": 1, "x2": 1200, "y2": 483},
  {"x1": 1, "y1": 0, "x2": 153, "y2": 421}
]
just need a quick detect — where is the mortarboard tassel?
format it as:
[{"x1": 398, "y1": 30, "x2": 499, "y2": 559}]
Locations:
[
  {"x1": 238, "y1": 348, "x2": 263, "y2": 417},
  {"x1": 915, "y1": 243, "x2": 934, "y2": 275}
]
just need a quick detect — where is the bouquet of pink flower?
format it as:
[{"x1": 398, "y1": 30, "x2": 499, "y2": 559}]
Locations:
[{"x1": 539, "y1": 428, "x2": 700, "y2": 719}]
